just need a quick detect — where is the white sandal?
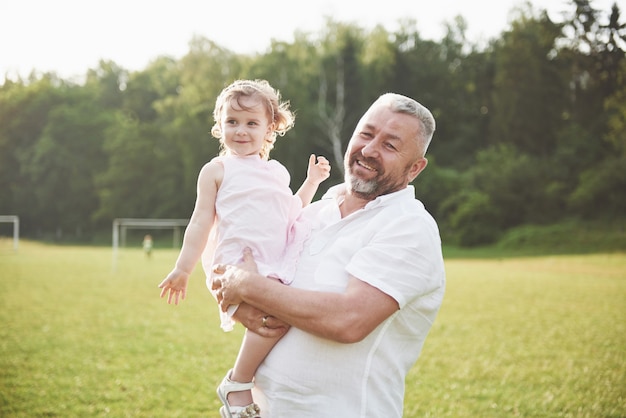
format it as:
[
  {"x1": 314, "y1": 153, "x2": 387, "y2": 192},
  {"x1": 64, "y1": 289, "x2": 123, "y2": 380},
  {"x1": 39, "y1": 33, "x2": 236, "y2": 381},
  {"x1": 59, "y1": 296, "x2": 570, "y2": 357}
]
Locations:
[{"x1": 216, "y1": 369, "x2": 261, "y2": 418}]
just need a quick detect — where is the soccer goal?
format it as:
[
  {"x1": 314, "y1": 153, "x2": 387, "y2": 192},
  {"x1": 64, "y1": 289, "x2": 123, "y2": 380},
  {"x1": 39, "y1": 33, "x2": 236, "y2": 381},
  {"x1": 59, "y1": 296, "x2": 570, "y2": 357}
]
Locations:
[
  {"x1": 111, "y1": 218, "x2": 189, "y2": 270},
  {"x1": 0, "y1": 215, "x2": 19, "y2": 250}
]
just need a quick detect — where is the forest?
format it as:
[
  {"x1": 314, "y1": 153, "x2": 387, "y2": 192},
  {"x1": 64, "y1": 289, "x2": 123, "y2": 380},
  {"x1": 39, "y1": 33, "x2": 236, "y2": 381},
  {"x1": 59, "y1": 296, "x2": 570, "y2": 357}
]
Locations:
[{"x1": 0, "y1": 0, "x2": 624, "y2": 247}]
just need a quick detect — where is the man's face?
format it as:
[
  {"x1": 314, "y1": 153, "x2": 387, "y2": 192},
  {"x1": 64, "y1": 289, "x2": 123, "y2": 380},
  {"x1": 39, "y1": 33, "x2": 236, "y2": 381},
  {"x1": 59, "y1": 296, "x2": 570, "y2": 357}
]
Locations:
[{"x1": 344, "y1": 104, "x2": 427, "y2": 200}]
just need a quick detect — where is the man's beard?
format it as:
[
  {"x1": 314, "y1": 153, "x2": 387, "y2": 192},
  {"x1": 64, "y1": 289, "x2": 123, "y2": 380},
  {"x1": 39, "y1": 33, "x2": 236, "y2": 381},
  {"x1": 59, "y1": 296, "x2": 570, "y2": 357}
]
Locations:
[
  {"x1": 346, "y1": 174, "x2": 378, "y2": 199},
  {"x1": 344, "y1": 154, "x2": 407, "y2": 200}
]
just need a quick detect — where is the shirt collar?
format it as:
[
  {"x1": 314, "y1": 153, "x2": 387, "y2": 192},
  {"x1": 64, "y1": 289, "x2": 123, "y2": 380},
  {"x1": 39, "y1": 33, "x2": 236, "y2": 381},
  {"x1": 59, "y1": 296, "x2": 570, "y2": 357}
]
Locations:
[{"x1": 322, "y1": 183, "x2": 415, "y2": 210}]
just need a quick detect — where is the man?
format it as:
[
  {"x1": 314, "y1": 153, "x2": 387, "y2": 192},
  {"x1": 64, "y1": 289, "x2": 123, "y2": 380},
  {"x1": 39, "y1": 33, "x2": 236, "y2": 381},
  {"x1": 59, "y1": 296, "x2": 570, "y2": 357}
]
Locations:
[{"x1": 213, "y1": 92, "x2": 446, "y2": 417}]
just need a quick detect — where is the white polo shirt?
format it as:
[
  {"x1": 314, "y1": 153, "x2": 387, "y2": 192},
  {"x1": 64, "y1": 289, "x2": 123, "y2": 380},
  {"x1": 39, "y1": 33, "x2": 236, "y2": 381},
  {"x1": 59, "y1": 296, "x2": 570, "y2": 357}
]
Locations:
[{"x1": 253, "y1": 184, "x2": 446, "y2": 418}]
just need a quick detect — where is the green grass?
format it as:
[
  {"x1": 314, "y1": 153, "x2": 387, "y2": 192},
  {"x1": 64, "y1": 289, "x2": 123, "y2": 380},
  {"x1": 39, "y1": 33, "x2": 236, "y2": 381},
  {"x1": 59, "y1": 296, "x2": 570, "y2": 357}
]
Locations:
[
  {"x1": 1, "y1": 240, "x2": 625, "y2": 417},
  {"x1": 407, "y1": 256, "x2": 625, "y2": 417}
]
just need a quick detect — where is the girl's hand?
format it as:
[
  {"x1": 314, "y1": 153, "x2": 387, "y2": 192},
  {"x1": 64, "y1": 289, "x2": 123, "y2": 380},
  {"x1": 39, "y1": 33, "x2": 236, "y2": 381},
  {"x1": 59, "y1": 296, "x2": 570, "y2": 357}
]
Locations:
[
  {"x1": 306, "y1": 154, "x2": 331, "y2": 186},
  {"x1": 158, "y1": 268, "x2": 190, "y2": 305}
]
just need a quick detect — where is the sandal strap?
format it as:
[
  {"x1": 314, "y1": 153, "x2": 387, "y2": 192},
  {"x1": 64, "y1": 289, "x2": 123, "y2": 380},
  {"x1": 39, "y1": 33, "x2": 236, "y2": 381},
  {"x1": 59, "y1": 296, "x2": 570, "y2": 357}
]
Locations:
[
  {"x1": 217, "y1": 369, "x2": 257, "y2": 417},
  {"x1": 221, "y1": 378, "x2": 254, "y2": 393},
  {"x1": 218, "y1": 370, "x2": 255, "y2": 397}
]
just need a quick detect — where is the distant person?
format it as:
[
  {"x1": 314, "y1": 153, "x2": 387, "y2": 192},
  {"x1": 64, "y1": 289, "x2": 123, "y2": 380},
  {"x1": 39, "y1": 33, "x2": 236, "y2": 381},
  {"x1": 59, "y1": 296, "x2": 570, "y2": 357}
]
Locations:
[
  {"x1": 157, "y1": 79, "x2": 330, "y2": 418},
  {"x1": 142, "y1": 234, "x2": 153, "y2": 258},
  {"x1": 211, "y1": 92, "x2": 445, "y2": 417}
]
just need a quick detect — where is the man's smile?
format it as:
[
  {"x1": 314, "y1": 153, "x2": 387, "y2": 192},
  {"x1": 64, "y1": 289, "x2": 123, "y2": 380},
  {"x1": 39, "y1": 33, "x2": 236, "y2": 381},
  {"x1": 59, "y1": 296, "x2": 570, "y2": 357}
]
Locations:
[{"x1": 356, "y1": 159, "x2": 377, "y2": 171}]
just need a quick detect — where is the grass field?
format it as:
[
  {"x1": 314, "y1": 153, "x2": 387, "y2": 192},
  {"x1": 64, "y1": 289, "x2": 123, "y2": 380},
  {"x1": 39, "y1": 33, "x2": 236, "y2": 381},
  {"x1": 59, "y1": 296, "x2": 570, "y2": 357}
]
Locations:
[{"x1": 0, "y1": 240, "x2": 624, "y2": 417}]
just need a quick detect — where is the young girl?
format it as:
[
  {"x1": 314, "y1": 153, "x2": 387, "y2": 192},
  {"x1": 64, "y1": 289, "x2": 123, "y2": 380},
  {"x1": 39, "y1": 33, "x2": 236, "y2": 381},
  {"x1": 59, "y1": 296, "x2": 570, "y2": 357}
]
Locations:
[
  {"x1": 142, "y1": 234, "x2": 153, "y2": 258},
  {"x1": 158, "y1": 79, "x2": 330, "y2": 418}
]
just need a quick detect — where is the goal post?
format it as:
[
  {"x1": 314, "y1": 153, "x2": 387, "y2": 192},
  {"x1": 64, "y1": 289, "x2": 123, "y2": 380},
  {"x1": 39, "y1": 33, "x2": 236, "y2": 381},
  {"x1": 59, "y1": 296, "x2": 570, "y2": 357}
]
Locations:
[
  {"x1": 112, "y1": 218, "x2": 189, "y2": 271},
  {"x1": 0, "y1": 215, "x2": 19, "y2": 250}
]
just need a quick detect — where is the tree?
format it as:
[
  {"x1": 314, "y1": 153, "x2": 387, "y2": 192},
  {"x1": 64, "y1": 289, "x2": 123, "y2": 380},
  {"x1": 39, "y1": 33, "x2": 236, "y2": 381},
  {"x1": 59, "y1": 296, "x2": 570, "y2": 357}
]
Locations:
[
  {"x1": 489, "y1": 3, "x2": 566, "y2": 157},
  {"x1": 24, "y1": 97, "x2": 111, "y2": 235},
  {"x1": 0, "y1": 77, "x2": 66, "y2": 234},
  {"x1": 95, "y1": 58, "x2": 187, "y2": 221},
  {"x1": 558, "y1": 0, "x2": 625, "y2": 145},
  {"x1": 315, "y1": 21, "x2": 368, "y2": 174}
]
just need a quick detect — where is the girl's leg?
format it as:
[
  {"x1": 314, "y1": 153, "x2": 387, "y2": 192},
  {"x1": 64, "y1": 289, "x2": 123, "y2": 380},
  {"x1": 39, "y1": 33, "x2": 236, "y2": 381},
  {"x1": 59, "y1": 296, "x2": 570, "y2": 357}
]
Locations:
[{"x1": 225, "y1": 330, "x2": 281, "y2": 407}]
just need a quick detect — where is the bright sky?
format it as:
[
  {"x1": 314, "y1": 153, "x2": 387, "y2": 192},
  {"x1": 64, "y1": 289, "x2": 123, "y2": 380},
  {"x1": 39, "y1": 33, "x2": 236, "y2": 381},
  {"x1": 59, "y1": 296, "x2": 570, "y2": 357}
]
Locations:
[{"x1": 0, "y1": 0, "x2": 620, "y2": 81}]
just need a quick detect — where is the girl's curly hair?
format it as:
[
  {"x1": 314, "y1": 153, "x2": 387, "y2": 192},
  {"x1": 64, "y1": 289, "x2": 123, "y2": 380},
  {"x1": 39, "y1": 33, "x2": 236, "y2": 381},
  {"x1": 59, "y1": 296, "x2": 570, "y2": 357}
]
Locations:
[{"x1": 211, "y1": 79, "x2": 295, "y2": 160}]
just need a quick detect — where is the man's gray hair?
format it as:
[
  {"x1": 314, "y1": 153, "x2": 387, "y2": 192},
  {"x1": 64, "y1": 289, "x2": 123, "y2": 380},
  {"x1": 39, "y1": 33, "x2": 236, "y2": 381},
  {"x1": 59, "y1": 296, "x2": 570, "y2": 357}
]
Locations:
[{"x1": 374, "y1": 93, "x2": 436, "y2": 156}]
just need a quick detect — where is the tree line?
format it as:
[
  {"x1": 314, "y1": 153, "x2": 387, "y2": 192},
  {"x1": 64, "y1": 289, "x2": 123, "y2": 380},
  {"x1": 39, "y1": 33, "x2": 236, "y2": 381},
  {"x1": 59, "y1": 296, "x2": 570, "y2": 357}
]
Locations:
[{"x1": 1, "y1": 0, "x2": 624, "y2": 246}]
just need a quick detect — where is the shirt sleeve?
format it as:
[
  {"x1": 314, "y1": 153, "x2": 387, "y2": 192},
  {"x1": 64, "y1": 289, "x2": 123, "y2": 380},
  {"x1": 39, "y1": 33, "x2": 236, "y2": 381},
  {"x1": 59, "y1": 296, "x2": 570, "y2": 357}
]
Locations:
[{"x1": 345, "y1": 212, "x2": 444, "y2": 309}]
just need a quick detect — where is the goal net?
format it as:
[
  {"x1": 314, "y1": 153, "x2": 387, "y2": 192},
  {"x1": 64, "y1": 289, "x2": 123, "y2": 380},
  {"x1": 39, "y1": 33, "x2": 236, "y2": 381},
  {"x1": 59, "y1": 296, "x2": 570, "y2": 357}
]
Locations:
[
  {"x1": 111, "y1": 218, "x2": 188, "y2": 270},
  {"x1": 0, "y1": 215, "x2": 19, "y2": 250}
]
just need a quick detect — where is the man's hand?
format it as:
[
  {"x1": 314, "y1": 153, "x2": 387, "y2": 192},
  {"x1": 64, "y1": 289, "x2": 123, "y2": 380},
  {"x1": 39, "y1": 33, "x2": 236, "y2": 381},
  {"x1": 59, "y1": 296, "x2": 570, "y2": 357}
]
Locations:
[
  {"x1": 212, "y1": 248, "x2": 290, "y2": 336},
  {"x1": 233, "y1": 304, "x2": 290, "y2": 338},
  {"x1": 212, "y1": 248, "x2": 259, "y2": 309}
]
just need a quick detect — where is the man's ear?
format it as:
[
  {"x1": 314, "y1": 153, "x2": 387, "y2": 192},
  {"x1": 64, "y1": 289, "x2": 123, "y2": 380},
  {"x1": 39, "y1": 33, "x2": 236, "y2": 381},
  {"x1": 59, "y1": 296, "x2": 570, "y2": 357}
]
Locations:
[{"x1": 408, "y1": 157, "x2": 428, "y2": 183}]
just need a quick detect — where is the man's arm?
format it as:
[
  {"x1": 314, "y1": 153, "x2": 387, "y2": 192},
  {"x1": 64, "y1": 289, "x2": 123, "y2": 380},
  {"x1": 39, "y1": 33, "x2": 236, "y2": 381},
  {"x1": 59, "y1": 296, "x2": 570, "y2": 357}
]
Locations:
[{"x1": 214, "y1": 249, "x2": 398, "y2": 343}]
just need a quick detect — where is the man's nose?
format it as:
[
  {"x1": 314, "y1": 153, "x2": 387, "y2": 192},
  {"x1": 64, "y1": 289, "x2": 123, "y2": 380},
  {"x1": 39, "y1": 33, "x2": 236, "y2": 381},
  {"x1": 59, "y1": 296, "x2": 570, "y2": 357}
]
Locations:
[{"x1": 361, "y1": 139, "x2": 379, "y2": 157}]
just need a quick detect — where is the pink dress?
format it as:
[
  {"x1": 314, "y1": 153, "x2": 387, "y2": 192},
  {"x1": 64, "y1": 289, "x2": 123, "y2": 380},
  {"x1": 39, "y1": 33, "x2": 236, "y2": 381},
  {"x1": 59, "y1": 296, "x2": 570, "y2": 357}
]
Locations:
[{"x1": 202, "y1": 154, "x2": 310, "y2": 331}]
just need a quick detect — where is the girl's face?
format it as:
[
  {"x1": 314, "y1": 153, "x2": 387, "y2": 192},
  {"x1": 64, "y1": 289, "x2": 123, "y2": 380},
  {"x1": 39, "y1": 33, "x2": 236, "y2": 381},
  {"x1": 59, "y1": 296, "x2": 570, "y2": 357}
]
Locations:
[{"x1": 220, "y1": 96, "x2": 273, "y2": 157}]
